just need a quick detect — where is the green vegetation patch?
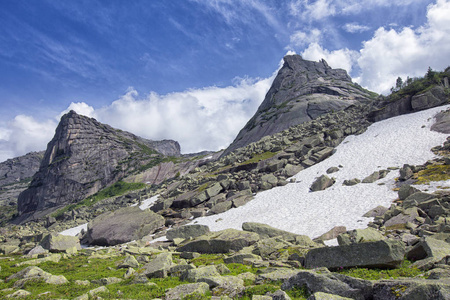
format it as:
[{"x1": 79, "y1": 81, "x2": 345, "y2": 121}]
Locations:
[
  {"x1": 415, "y1": 164, "x2": 450, "y2": 184},
  {"x1": 52, "y1": 180, "x2": 145, "y2": 218},
  {"x1": 190, "y1": 254, "x2": 224, "y2": 267},
  {"x1": 239, "y1": 151, "x2": 277, "y2": 166},
  {"x1": 337, "y1": 260, "x2": 423, "y2": 280}
]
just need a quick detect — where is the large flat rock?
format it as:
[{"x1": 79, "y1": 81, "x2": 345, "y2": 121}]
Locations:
[
  {"x1": 305, "y1": 239, "x2": 405, "y2": 269},
  {"x1": 86, "y1": 206, "x2": 164, "y2": 246}
]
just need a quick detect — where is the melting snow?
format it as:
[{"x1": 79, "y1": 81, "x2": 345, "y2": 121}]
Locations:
[
  {"x1": 59, "y1": 223, "x2": 88, "y2": 237},
  {"x1": 192, "y1": 105, "x2": 450, "y2": 239}
]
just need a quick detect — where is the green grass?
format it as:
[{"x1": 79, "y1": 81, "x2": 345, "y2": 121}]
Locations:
[
  {"x1": 337, "y1": 260, "x2": 423, "y2": 280},
  {"x1": 52, "y1": 180, "x2": 146, "y2": 218},
  {"x1": 239, "y1": 151, "x2": 277, "y2": 166}
]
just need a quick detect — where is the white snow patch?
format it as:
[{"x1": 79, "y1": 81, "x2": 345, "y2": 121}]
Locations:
[
  {"x1": 413, "y1": 181, "x2": 450, "y2": 193},
  {"x1": 130, "y1": 195, "x2": 159, "y2": 210},
  {"x1": 193, "y1": 105, "x2": 450, "y2": 239},
  {"x1": 59, "y1": 223, "x2": 88, "y2": 237}
]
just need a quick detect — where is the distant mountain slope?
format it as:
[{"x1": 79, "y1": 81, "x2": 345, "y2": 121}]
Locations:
[
  {"x1": 0, "y1": 151, "x2": 44, "y2": 187},
  {"x1": 223, "y1": 55, "x2": 376, "y2": 156},
  {"x1": 16, "y1": 110, "x2": 180, "y2": 222}
]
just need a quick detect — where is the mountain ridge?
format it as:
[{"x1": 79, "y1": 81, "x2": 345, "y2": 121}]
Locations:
[{"x1": 16, "y1": 110, "x2": 181, "y2": 223}]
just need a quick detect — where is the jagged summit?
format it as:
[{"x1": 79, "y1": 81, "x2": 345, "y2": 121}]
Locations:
[
  {"x1": 16, "y1": 110, "x2": 180, "y2": 222},
  {"x1": 223, "y1": 55, "x2": 376, "y2": 155}
]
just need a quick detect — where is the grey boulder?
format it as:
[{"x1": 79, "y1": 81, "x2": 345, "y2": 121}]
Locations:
[{"x1": 85, "y1": 206, "x2": 164, "y2": 246}]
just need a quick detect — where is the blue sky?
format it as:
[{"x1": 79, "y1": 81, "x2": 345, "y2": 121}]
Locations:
[{"x1": 1, "y1": 0, "x2": 449, "y2": 162}]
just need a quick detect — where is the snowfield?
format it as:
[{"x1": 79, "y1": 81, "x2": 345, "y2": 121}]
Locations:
[
  {"x1": 192, "y1": 105, "x2": 450, "y2": 239},
  {"x1": 60, "y1": 105, "x2": 450, "y2": 242}
]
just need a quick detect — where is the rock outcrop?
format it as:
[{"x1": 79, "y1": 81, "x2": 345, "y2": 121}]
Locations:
[
  {"x1": 16, "y1": 110, "x2": 180, "y2": 222},
  {"x1": 223, "y1": 55, "x2": 375, "y2": 155}
]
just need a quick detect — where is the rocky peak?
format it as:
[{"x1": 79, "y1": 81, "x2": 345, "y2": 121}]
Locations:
[
  {"x1": 16, "y1": 111, "x2": 180, "y2": 223},
  {"x1": 223, "y1": 55, "x2": 376, "y2": 156}
]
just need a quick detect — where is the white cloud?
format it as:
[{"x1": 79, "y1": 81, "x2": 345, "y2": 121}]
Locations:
[
  {"x1": 95, "y1": 76, "x2": 274, "y2": 153},
  {"x1": 0, "y1": 75, "x2": 274, "y2": 162},
  {"x1": 59, "y1": 102, "x2": 97, "y2": 119},
  {"x1": 290, "y1": 0, "x2": 336, "y2": 21},
  {"x1": 301, "y1": 43, "x2": 359, "y2": 74},
  {"x1": 343, "y1": 22, "x2": 370, "y2": 33},
  {"x1": 289, "y1": 29, "x2": 322, "y2": 47},
  {"x1": 356, "y1": 0, "x2": 450, "y2": 94},
  {"x1": 290, "y1": 0, "x2": 422, "y2": 21},
  {"x1": 0, "y1": 115, "x2": 56, "y2": 163}
]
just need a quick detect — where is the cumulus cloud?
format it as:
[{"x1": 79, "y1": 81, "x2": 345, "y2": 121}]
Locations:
[
  {"x1": 0, "y1": 75, "x2": 274, "y2": 162},
  {"x1": 0, "y1": 115, "x2": 56, "y2": 163},
  {"x1": 59, "y1": 102, "x2": 97, "y2": 119},
  {"x1": 356, "y1": 0, "x2": 450, "y2": 94},
  {"x1": 95, "y1": 76, "x2": 274, "y2": 153},
  {"x1": 301, "y1": 43, "x2": 359, "y2": 74}
]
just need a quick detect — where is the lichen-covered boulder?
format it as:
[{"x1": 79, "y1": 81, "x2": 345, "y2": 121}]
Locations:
[
  {"x1": 85, "y1": 206, "x2": 164, "y2": 246},
  {"x1": 40, "y1": 233, "x2": 81, "y2": 253},
  {"x1": 165, "y1": 282, "x2": 210, "y2": 300},
  {"x1": 177, "y1": 229, "x2": 260, "y2": 253},
  {"x1": 305, "y1": 239, "x2": 405, "y2": 269},
  {"x1": 166, "y1": 225, "x2": 210, "y2": 241}
]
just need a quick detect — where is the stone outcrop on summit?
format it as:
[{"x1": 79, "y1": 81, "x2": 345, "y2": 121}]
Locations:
[
  {"x1": 16, "y1": 110, "x2": 180, "y2": 222},
  {"x1": 223, "y1": 55, "x2": 376, "y2": 155}
]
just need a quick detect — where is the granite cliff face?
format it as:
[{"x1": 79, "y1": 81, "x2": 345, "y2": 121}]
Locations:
[
  {"x1": 223, "y1": 55, "x2": 376, "y2": 155},
  {"x1": 17, "y1": 111, "x2": 180, "y2": 222}
]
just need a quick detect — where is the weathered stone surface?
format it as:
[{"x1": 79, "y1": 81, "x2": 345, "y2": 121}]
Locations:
[
  {"x1": 305, "y1": 239, "x2": 405, "y2": 269},
  {"x1": 166, "y1": 225, "x2": 210, "y2": 241},
  {"x1": 85, "y1": 206, "x2": 164, "y2": 246},
  {"x1": 118, "y1": 255, "x2": 139, "y2": 269},
  {"x1": 224, "y1": 253, "x2": 262, "y2": 264},
  {"x1": 282, "y1": 270, "x2": 372, "y2": 300},
  {"x1": 315, "y1": 226, "x2": 347, "y2": 242},
  {"x1": 362, "y1": 171, "x2": 380, "y2": 183},
  {"x1": 17, "y1": 110, "x2": 180, "y2": 222},
  {"x1": 384, "y1": 207, "x2": 419, "y2": 227},
  {"x1": 398, "y1": 184, "x2": 420, "y2": 200},
  {"x1": 432, "y1": 108, "x2": 450, "y2": 133},
  {"x1": 242, "y1": 222, "x2": 303, "y2": 242},
  {"x1": 209, "y1": 200, "x2": 233, "y2": 215},
  {"x1": 342, "y1": 179, "x2": 360, "y2": 186},
  {"x1": 255, "y1": 268, "x2": 300, "y2": 284},
  {"x1": 407, "y1": 236, "x2": 450, "y2": 270},
  {"x1": 165, "y1": 282, "x2": 210, "y2": 300},
  {"x1": 141, "y1": 252, "x2": 173, "y2": 278},
  {"x1": 284, "y1": 164, "x2": 304, "y2": 177},
  {"x1": 363, "y1": 206, "x2": 388, "y2": 218},
  {"x1": 168, "y1": 264, "x2": 196, "y2": 277},
  {"x1": 198, "y1": 275, "x2": 244, "y2": 289},
  {"x1": 182, "y1": 265, "x2": 220, "y2": 282},
  {"x1": 402, "y1": 192, "x2": 436, "y2": 208},
  {"x1": 5, "y1": 289, "x2": 32, "y2": 298},
  {"x1": 310, "y1": 175, "x2": 335, "y2": 192},
  {"x1": 7, "y1": 266, "x2": 68, "y2": 288},
  {"x1": 411, "y1": 85, "x2": 449, "y2": 111},
  {"x1": 40, "y1": 233, "x2": 81, "y2": 253},
  {"x1": 372, "y1": 278, "x2": 450, "y2": 300},
  {"x1": 337, "y1": 228, "x2": 385, "y2": 246},
  {"x1": 177, "y1": 229, "x2": 260, "y2": 253}
]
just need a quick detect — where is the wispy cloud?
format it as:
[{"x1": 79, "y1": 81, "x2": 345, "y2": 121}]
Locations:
[{"x1": 343, "y1": 23, "x2": 370, "y2": 33}]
